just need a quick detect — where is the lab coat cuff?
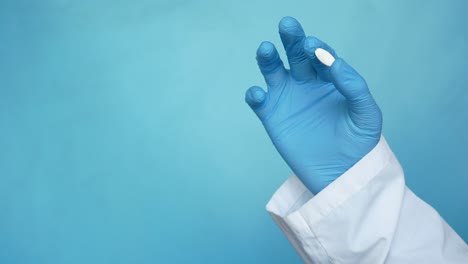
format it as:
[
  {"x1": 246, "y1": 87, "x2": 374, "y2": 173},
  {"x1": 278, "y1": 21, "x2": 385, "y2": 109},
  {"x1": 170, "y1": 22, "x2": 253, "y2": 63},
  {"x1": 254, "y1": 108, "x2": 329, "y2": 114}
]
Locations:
[{"x1": 266, "y1": 136, "x2": 393, "y2": 229}]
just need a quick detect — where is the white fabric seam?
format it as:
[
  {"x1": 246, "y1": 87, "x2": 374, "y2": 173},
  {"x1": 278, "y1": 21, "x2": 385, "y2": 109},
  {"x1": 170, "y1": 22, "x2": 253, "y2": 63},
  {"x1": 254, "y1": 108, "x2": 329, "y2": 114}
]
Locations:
[{"x1": 308, "y1": 156, "x2": 391, "y2": 227}]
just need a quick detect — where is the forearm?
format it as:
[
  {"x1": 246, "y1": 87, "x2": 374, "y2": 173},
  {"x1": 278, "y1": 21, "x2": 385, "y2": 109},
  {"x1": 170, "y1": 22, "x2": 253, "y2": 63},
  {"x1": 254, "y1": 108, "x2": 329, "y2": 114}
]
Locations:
[{"x1": 267, "y1": 137, "x2": 468, "y2": 263}]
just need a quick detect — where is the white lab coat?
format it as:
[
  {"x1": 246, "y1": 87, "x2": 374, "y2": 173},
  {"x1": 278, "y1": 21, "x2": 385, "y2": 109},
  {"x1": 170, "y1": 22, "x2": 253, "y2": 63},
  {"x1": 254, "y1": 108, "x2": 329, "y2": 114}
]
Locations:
[{"x1": 266, "y1": 137, "x2": 468, "y2": 263}]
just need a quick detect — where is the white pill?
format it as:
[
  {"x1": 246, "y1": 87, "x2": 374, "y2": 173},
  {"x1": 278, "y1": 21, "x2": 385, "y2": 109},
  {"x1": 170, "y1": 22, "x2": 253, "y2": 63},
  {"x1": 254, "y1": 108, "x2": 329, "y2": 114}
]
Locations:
[{"x1": 315, "y1": 48, "x2": 335, "y2": 67}]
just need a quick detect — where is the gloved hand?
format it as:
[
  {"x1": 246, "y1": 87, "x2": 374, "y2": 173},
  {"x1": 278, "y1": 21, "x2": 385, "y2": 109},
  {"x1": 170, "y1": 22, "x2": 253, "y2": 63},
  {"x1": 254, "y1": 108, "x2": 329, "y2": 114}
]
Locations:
[{"x1": 245, "y1": 17, "x2": 382, "y2": 194}]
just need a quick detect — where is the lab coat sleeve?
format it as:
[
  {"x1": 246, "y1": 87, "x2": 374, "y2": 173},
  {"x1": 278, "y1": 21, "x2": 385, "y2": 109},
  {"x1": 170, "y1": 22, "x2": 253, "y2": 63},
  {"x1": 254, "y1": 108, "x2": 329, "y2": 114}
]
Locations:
[{"x1": 266, "y1": 137, "x2": 468, "y2": 263}]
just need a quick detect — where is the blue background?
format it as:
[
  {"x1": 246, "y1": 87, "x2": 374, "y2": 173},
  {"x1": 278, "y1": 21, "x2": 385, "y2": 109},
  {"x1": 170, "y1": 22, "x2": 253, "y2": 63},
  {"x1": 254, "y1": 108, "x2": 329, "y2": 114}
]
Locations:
[{"x1": 0, "y1": 0, "x2": 467, "y2": 263}]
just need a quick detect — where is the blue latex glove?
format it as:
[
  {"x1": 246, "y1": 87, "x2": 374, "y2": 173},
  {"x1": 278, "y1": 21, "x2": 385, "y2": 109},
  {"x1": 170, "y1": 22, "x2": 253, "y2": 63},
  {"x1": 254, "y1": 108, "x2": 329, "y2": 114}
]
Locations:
[{"x1": 245, "y1": 17, "x2": 382, "y2": 194}]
